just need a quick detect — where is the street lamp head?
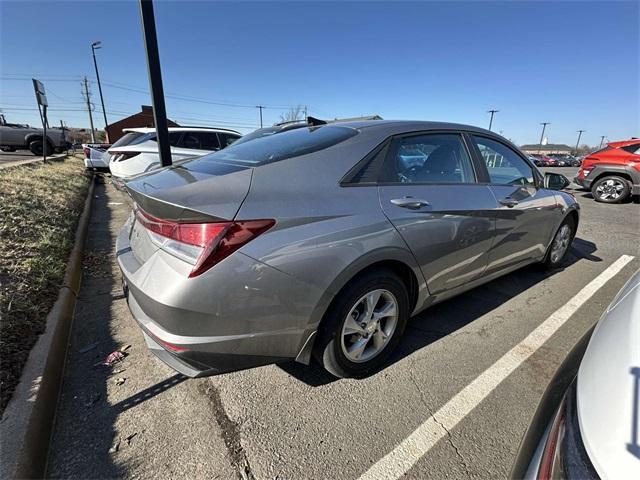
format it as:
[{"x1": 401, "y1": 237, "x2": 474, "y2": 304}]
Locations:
[{"x1": 91, "y1": 41, "x2": 102, "y2": 49}]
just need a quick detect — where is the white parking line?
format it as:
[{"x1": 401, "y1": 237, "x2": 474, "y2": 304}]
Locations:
[{"x1": 359, "y1": 254, "x2": 635, "y2": 480}]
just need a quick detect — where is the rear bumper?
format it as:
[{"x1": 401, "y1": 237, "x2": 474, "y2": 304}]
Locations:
[
  {"x1": 84, "y1": 157, "x2": 109, "y2": 169},
  {"x1": 115, "y1": 218, "x2": 323, "y2": 377}
]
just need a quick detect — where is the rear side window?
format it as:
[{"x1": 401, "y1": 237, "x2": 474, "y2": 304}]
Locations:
[
  {"x1": 380, "y1": 133, "x2": 476, "y2": 184},
  {"x1": 142, "y1": 131, "x2": 184, "y2": 147},
  {"x1": 181, "y1": 132, "x2": 221, "y2": 151},
  {"x1": 218, "y1": 133, "x2": 241, "y2": 148},
  {"x1": 198, "y1": 126, "x2": 358, "y2": 166},
  {"x1": 621, "y1": 143, "x2": 640, "y2": 154}
]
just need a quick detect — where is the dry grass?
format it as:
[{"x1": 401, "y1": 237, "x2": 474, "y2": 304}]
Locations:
[{"x1": 0, "y1": 157, "x2": 90, "y2": 414}]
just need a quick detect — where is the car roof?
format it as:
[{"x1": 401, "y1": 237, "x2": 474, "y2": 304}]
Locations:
[
  {"x1": 122, "y1": 126, "x2": 241, "y2": 135},
  {"x1": 328, "y1": 119, "x2": 496, "y2": 136}
]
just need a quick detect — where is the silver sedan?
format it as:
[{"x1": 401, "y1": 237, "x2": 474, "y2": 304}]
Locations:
[{"x1": 116, "y1": 120, "x2": 579, "y2": 378}]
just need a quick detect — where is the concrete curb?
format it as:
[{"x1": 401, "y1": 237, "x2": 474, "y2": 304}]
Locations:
[
  {"x1": 0, "y1": 153, "x2": 68, "y2": 170},
  {"x1": 0, "y1": 175, "x2": 96, "y2": 479}
]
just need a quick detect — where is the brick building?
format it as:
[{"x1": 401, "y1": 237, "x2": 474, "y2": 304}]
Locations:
[{"x1": 105, "y1": 105, "x2": 179, "y2": 142}]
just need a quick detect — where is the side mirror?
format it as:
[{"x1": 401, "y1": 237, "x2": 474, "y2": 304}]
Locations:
[{"x1": 544, "y1": 172, "x2": 570, "y2": 190}]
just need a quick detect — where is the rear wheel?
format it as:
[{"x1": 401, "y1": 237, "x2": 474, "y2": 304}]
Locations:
[
  {"x1": 0, "y1": 146, "x2": 16, "y2": 152},
  {"x1": 314, "y1": 269, "x2": 409, "y2": 378},
  {"x1": 543, "y1": 216, "x2": 576, "y2": 269},
  {"x1": 591, "y1": 175, "x2": 630, "y2": 203},
  {"x1": 29, "y1": 139, "x2": 53, "y2": 156}
]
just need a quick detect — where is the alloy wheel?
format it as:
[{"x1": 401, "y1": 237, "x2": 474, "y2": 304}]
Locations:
[
  {"x1": 595, "y1": 179, "x2": 625, "y2": 201},
  {"x1": 550, "y1": 224, "x2": 572, "y2": 264},
  {"x1": 340, "y1": 289, "x2": 398, "y2": 363}
]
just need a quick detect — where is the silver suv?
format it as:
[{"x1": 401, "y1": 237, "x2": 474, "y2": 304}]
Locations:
[{"x1": 117, "y1": 120, "x2": 578, "y2": 378}]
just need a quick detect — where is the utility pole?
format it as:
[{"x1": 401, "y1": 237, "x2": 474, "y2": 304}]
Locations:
[
  {"x1": 487, "y1": 109, "x2": 499, "y2": 131},
  {"x1": 575, "y1": 130, "x2": 585, "y2": 154},
  {"x1": 139, "y1": 0, "x2": 171, "y2": 167},
  {"x1": 256, "y1": 105, "x2": 264, "y2": 128},
  {"x1": 538, "y1": 122, "x2": 550, "y2": 153},
  {"x1": 303, "y1": 105, "x2": 308, "y2": 119},
  {"x1": 599, "y1": 136, "x2": 606, "y2": 148},
  {"x1": 91, "y1": 41, "x2": 109, "y2": 137},
  {"x1": 82, "y1": 77, "x2": 96, "y2": 142}
]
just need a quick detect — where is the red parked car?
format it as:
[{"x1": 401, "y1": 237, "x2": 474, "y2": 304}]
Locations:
[
  {"x1": 574, "y1": 138, "x2": 640, "y2": 203},
  {"x1": 530, "y1": 154, "x2": 557, "y2": 166}
]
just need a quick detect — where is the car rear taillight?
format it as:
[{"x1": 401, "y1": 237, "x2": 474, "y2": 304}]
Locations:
[
  {"x1": 134, "y1": 206, "x2": 274, "y2": 278},
  {"x1": 536, "y1": 382, "x2": 598, "y2": 480},
  {"x1": 83, "y1": 147, "x2": 90, "y2": 159}
]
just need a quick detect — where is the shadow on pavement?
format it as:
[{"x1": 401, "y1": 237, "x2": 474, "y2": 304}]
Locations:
[
  {"x1": 281, "y1": 236, "x2": 600, "y2": 386},
  {"x1": 47, "y1": 178, "x2": 127, "y2": 478},
  {"x1": 110, "y1": 373, "x2": 187, "y2": 414}
]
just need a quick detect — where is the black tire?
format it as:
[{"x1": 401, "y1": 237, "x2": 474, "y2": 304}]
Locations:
[
  {"x1": 0, "y1": 146, "x2": 16, "y2": 152},
  {"x1": 591, "y1": 175, "x2": 631, "y2": 204},
  {"x1": 542, "y1": 216, "x2": 576, "y2": 270},
  {"x1": 314, "y1": 268, "x2": 409, "y2": 378},
  {"x1": 29, "y1": 139, "x2": 53, "y2": 156}
]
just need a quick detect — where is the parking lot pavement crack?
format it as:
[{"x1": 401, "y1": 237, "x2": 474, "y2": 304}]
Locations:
[
  {"x1": 408, "y1": 362, "x2": 473, "y2": 478},
  {"x1": 198, "y1": 381, "x2": 255, "y2": 480}
]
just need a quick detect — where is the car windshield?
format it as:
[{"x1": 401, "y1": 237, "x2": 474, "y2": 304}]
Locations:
[{"x1": 191, "y1": 125, "x2": 358, "y2": 166}]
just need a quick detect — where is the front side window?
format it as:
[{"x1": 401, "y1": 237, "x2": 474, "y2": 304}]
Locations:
[
  {"x1": 473, "y1": 136, "x2": 534, "y2": 186},
  {"x1": 380, "y1": 133, "x2": 476, "y2": 184}
]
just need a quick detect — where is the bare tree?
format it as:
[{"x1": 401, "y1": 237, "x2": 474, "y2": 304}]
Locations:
[{"x1": 279, "y1": 105, "x2": 304, "y2": 123}]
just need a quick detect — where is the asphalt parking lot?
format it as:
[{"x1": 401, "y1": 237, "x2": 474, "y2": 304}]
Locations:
[
  {"x1": 0, "y1": 150, "x2": 71, "y2": 168},
  {"x1": 47, "y1": 168, "x2": 639, "y2": 479}
]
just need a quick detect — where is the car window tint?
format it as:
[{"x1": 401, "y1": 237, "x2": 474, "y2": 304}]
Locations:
[
  {"x1": 472, "y1": 136, "x2": 534, "y2": 186},
  {"x1": 146, "y1": 132, "x2": 183, "y2": 147},
  {"x1": 621, "y1": 143, "x2": 640, "y2": 154},
  {"x1": 194, "y1": 126, "x2": 358, "y2": 166},
  {"x1": 110, "y1": 132, "x2": 145, "y2": 148},
  {"x1": 218, "y1": 133, "x2": 241, "y2": 148},
  {"x1": 380, "y1": 133, "x2": 475, "y2": 184},
  {"x1": 181, "y1": 132, "x2": 221, "y2": 151},
  {"x1": 168, "y1": 132, "x2": 183, "y2": 147}
]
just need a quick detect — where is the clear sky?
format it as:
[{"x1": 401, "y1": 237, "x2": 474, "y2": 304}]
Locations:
[{"x1": 1, "y1": 0, "x2": 638, "y2": 146}]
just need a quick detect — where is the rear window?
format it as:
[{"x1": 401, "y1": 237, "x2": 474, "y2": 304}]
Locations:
[
  {"x1": 110, "y1": 132, "x2": 145, "y2": 149},
  {"x1": 194, "y1": 126, "x2": 358, "y2": 166}
]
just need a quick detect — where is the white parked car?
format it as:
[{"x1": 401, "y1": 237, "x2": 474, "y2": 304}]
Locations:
[
  {"x1": 82, "y1": 143, "x2": 111, "y2": 170},
  {"x1": 513, "y1": 269, "x2": 640, "y2": 479},
  {"x1": 108, "y1": 127, "x2": 241, "y2": 186}
]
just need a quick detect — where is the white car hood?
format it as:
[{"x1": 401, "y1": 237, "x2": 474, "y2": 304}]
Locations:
[{"x1": 577, "y1": 269, "x2": 640, "y2": 479}]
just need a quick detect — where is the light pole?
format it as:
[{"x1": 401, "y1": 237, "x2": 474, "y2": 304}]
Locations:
[
  {"x1": 575, "y1": 130, "x2": 585, "y2": 154},
  {"x1": 91, "y1": 41, "x2": 108, "y2": 139},
  {"x1": 139, "y1": 0, "x2": 171, "y2": 167},
  {"x1": 599, "y1": 136, "x2": 606, "y2": 148},
  {"x1": 487, "y1": 109, "x2": 499, "y2": 131},
  {"x1": 538, "y1": 122, "x2": 550, "y2": 153}
]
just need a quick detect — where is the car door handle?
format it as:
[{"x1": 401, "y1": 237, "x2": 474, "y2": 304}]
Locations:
[
  {"x1": 499, "y1": 197, "x2": 519, "y2": 208},
  {"x1": 390, "y1": 197, "x2": 430, "y2": 209}
]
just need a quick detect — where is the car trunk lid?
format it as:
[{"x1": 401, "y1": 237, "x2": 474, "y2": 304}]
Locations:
[{"x1": 124, "y1": 160, "x2": 253, "y2": 264}]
